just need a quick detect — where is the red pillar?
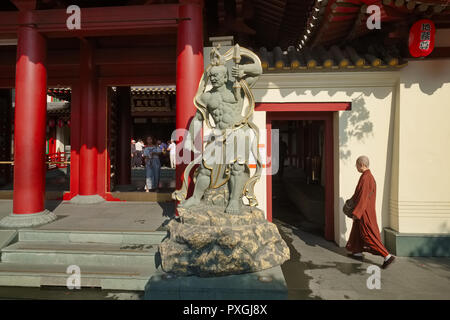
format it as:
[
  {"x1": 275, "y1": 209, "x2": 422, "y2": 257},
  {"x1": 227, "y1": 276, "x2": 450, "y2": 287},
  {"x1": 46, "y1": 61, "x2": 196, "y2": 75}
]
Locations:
[
  {"x1": 12, "y1": 25, "x2": 47, "y2": 215},
  {"x1": 175, "y1": 0, "x2": 204, "y2": 191},
  {"x1": 78, "y1": 39, "x2": 98, "y2": 196}
]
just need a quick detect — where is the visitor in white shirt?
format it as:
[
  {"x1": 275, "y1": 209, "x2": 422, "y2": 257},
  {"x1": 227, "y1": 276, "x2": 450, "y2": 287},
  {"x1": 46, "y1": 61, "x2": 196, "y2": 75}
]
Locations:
[
  {"x1": 167, "y1": 140, "x2": 176, "y2": 169},
  {"x1": 135, "y1": 139, "x2": 144, "y2": 167}
]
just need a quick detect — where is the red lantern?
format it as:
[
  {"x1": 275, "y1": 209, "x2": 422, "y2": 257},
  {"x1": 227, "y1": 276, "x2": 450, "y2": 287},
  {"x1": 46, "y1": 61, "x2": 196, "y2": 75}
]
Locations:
[
  {"x1": 409, "y1": 19, "x2": 435, "y2": 58},
  {"x1": 57, "y1": 119, "x2": 64, "y2": 128},
  {"x1": 48, "y1": 119, "x2": 55, "y2": 128}
]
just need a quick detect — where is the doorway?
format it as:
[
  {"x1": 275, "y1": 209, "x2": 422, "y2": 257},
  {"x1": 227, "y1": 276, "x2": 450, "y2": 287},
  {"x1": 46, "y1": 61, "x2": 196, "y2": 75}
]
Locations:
[
  {"x1": 107, "y1": 86, "x2": 176, "y2": 197},
  {"x1": 259, "y1": 103, "x2": 344, "y2": 242},
  {"x1": 272, "y1": 119, "x2": 326, "y2": 236}
]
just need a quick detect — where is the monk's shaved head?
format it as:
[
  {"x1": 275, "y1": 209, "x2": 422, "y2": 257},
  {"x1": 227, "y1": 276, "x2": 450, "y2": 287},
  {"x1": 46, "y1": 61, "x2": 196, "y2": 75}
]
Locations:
[{"x1": 356, "y1": 155, "x2": 370, "y2": 168}]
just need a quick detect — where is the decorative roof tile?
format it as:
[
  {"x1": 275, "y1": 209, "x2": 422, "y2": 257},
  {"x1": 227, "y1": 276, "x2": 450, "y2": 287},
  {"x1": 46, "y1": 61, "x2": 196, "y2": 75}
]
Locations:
[{"x1": 258, "y1": 45, "x2": 408, "y2": 72}]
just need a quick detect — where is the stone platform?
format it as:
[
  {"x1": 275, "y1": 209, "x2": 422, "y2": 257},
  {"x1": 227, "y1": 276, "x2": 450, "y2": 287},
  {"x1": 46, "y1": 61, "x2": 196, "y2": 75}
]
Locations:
[
  {"x1": 144, "y1": 265, "x2": 287, "y2": 300},
  {"x1": 0, "y1": 200, "x2": 174, "y2": 290},
  {"x1": 159, "y1": 204, "x2": 290, "y2": 276}
]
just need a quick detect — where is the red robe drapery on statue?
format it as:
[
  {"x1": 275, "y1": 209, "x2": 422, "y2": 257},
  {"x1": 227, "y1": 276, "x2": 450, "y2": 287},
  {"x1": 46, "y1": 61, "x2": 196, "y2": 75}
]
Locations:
[{"x1": 346, "y1": 170, "x2": 389, "y2": 257}]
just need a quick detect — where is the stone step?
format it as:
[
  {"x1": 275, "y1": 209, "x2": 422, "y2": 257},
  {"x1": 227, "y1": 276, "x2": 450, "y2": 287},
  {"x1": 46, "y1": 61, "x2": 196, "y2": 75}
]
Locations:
[
  {"x1": 18, "y1": 229, "x2": 167, "y2": 245},
  {"x1": 131, "y1": 168, "x2": 175, "y2": 177},
  {"x1": 0, "y1": 262, "x2": 161, "y2": 290},
  {"x1": 1, "y1": 241, "x2": 159, "y2": 267},
  {"x1": 110, "y1": 191, "x2": 173, "y2": 202}
]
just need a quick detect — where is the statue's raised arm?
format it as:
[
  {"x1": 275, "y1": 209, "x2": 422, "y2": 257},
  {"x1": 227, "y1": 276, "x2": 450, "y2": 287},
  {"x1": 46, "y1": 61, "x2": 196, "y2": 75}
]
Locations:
[{"x1": 231, "y1": 53, "x2": 263, "y2": 89}]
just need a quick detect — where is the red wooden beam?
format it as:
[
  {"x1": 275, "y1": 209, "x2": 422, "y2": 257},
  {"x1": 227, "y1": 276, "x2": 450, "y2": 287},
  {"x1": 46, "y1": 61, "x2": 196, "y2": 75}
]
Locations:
[
  {"x1": 0, "y1": 12, "x2": 19, "y2": 39},
  {"x1": 10, "y1": 0, "x2": 36, "y2": 11},
  {"x1": 331, "y1": 6, "x2": 360, "y2": 14},
  {"x1": 0, "y1": 47, "x2": 176, "y2": 67},
  {"x1": 94, "y1": 47, "x2": 176, "y2": 65},
  {"x1": 0, "y1": 4, "x2": 180, "y2": 37},
  {"x1": 98, "y1": 64, "x2": 175, "y2": 78},
  {"x1": 99, "y1": 75, "x2": 176, "y2": 86},
  {"x1": 256, "y1": 102, "x2": 351, "y2": 112}
]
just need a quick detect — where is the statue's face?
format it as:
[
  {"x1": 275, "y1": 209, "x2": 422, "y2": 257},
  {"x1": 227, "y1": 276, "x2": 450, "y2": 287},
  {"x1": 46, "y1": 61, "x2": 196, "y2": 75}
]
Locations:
[{"x1": 210, "y1": 66, "x2": 227, "y2": 88}]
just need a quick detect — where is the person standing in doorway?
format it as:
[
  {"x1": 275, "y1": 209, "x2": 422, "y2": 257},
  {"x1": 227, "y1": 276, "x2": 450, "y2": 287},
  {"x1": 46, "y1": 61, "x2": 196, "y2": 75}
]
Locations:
[
  {"x1": 131, "y1": 139, "x2": 136, "y2": 168},
  {"x1": 167, "y1": 140, "x2": 176, "y2": 169},
  {"x1": 157, "y1": 139, "x2": 168, "y2": 167},
  {"x1": 143, "y1": 136, "x2": 162, "y2": 192},
  {"x1": 158, "y1": 139, "x2": 167, "y2": 152},
  {"x1": 135, "y1": 139, "x2": 144, "y2": 167},
  {"x1": 346, "y1": 155, "x2": 395, "y2": 269}
]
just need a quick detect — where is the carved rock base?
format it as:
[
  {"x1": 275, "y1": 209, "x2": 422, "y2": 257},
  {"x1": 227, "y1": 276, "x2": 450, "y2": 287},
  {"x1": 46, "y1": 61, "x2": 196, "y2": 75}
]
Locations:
[{"x1": 159, "y1": 203, "x2": 290, "y2": 277}]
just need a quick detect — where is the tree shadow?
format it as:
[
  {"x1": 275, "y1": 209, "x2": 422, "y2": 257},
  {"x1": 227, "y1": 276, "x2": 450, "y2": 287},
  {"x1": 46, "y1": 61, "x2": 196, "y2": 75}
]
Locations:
[
  {"x1": 339, "y1": 94, "x2": 373, "y2": 162},
  {"x1": 275, "y1": 219, "x2": 366, "y2": 299}
]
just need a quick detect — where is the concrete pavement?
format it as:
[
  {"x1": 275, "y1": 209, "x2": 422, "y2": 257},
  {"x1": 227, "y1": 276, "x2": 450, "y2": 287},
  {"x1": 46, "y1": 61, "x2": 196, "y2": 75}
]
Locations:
[
  {"x1": 0, "y1": 199, "x2": 449, "y2": 300},
  {"x1": 276, "y1": 219, "x2": 450, "y2": 300}
]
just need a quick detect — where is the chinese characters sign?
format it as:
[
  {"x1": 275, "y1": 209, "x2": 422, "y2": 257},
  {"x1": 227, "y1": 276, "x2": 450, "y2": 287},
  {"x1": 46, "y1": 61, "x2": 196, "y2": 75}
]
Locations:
[
  {"x1": 131, "y1": 94, "x2": 171, "y2": 112},
  {"x1": 409, "y1": 19, "x2": 435, "y2": 58}
]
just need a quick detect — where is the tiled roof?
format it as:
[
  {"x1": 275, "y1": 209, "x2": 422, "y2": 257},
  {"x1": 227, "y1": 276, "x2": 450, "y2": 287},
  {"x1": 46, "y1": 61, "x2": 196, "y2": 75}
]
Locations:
[
  {"x1": 47, "y1": 86, "x2": 177, "y2": 99},
  {"x1": 130, "y1": 86, "x2": 176, "y2": 94},
  {"x1": 258, "y1": 44, "x2": 408, "y2": 72},
  {"x1": 299, "y1": 0, "x2": 450, "y2": 48}
]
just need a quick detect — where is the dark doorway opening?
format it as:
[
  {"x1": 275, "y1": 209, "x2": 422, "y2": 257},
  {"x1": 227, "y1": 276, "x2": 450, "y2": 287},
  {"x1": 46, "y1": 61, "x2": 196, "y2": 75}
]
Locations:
[
  {"x1": 272, "y1": 119, "x2": 326, "y2": 236},
  {"x1": 262, "y1": 107, "x2": 337, "y2": 241}
]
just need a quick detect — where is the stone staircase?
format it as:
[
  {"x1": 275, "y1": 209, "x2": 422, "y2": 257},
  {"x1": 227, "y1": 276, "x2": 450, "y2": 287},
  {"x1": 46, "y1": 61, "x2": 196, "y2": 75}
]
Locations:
[{"x1": 0, "y1": 229, "x2": 166, "y2": 290}]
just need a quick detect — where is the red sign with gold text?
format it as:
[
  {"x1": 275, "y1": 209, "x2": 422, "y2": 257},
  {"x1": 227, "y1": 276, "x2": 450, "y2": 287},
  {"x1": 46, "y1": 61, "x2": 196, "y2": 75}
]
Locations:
[{"x1": 409, "y1": 19, "x2": 435, "y2": 58}]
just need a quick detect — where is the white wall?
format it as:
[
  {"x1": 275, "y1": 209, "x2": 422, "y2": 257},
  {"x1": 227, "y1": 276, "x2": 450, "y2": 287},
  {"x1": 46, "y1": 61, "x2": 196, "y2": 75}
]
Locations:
[
  {"x1": 254, "y1": 72, "x2": 397, "y2": 246},
  {"x1": 390, "y1": 59, "x2": 450, "y2": 234}
]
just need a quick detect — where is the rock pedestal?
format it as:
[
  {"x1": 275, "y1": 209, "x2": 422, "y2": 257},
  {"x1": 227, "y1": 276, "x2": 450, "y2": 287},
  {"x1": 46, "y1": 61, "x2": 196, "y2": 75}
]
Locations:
[{"x1": 159, "y1": 204, "x2": 290, "y2": 277}]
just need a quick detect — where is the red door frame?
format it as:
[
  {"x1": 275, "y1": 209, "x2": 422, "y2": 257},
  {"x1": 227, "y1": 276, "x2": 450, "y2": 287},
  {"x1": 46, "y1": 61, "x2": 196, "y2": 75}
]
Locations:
[
  {"x1": 258, "y1": 102, "x2": 351, "y2": 241},
  {"x1": 98, "y1": 77, "x2": 176, "y2": 198}
]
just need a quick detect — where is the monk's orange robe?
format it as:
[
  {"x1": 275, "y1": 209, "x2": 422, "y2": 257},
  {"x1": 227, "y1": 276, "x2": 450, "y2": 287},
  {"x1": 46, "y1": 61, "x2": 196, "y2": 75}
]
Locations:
[{"x1": 346, "y1": 169, "x2": 389, "y2": 257}]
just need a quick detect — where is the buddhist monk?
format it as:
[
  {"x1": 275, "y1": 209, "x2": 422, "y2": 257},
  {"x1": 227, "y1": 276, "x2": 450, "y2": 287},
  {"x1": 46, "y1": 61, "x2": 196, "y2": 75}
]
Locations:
[{"x1": 346, "y1": 155, "x2": 396, "y2": 269}]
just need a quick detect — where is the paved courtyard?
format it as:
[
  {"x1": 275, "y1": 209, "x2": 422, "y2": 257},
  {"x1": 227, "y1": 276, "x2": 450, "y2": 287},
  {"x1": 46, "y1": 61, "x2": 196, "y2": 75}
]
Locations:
[
  {"x1": 277, "y1": 219, "x2": 450, "y2": 300},
  {"x1": 0, "y1": 199, "x2": 174, "y2": 232},
  {"x1": 0, "y1": 199, "x2": 449, "y2": 300}
]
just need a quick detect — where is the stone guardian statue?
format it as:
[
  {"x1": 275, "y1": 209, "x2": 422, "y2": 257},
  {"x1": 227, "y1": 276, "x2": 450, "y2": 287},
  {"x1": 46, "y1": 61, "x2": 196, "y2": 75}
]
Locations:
[{"x1": 159, "y1": 44, "x2": 290, "y2": 276}]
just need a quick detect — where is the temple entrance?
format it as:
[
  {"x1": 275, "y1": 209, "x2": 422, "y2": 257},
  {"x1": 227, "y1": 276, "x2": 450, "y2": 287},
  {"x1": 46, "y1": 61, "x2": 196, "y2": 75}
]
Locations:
[
  {"x1": 264, "y1": 108, "x2": 335, "y2": 241},
  {"x1": 272, "y1": 119, "x2": 326, "y2": 236},
  {"x1": 108, "y1": 86, "x2": 176, "y2": 198}
]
